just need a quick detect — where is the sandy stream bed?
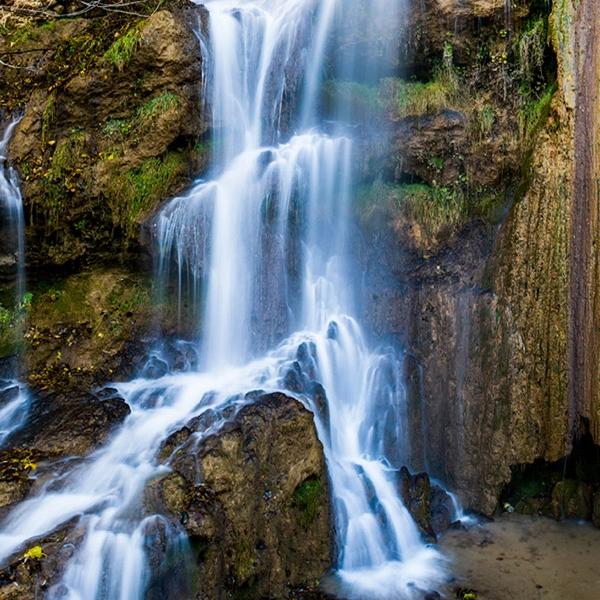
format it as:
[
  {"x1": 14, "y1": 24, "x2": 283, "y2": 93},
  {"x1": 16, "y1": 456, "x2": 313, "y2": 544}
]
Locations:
[{"x1": 439, "y1": 513, "x2": 600, "y2": 599}]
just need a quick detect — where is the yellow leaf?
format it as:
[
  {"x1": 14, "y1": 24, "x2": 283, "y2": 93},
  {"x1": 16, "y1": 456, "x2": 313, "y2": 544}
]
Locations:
[{"x1": 23, "y1": 545, "x2": 45, "y2": 560}]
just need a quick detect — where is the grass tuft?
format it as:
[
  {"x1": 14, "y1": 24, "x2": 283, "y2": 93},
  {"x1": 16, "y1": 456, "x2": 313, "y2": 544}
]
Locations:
[
  {"x1": 103, "y1": 24, "x2": 143, "y2": 71},
  {"x1": 105, "y1": 152, "x2": 187, "y2": 237}
]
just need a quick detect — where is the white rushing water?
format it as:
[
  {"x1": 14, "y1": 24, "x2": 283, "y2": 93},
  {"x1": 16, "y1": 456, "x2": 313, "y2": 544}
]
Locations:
[
  {"x1": 0, "y1": 1, "x2": 447, "y2": 597},
  {"x1": 0, "y1": 118, "x2": 29, "y2": 444}
]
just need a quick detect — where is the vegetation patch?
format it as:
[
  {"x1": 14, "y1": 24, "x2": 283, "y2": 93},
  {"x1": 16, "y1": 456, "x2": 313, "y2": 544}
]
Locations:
[
  {"x1": 0, "y1": 293, "x2": 32, "y2": 359},
  {"x1": 22, "y1": 545, "x2": 45, "y2": 561},
  {"x1": 518, "y1": 82, "x2": 556, "y2": 145},
  {"x1": 381, "y1": 46, "x2": 458, "y2": 120},
  {"x1": 0, "y1": 448, "x2": 39, "y2": 480},
  {"x1": 104, "y1": 151, "x2": 187, "y2": 238},
  {"x1": 102, "y1": 92, "x2": 181, "y2": 143},
  {"x1": 382, "y1": 76, "x2": 455, "y2": 119},
  {"x1": 103, "y1": 23, "x2": 143, "y2": 71},
  {"x1": 25, "y1": 269, "x2": 153, "y2": 390},
  {"x1": 292, "y1": 477, "x2": 322, "y2": 527}
]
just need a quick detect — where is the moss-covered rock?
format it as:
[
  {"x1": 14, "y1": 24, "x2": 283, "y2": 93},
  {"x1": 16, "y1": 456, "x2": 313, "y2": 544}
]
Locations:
[
  {"x1": 0, "y1": 518, "x2": 86, "y2": 600},
  {"x1": 21, "y1": 267, "x2": 155, "y2": 391},
  {"x1": 550, "y1": 479, "x2": 593, "y2": 520},
  {"x1": 1, "y1": 4, "x2": 209, "y2": 267}
]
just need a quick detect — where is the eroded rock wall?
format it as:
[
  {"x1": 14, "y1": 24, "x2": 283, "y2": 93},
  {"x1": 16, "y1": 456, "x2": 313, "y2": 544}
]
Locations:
[{"x1": 363, "y1": 0, "x2": 600, "y2": 514}]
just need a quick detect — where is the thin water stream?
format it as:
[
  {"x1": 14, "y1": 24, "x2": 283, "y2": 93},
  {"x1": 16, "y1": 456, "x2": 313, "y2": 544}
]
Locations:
[
  {"x1": 0, "y1": 1, "x2": 448, "y2": 597},
  {"x1": 0, "y1": 118, "x2": 29, "y2": 444}
]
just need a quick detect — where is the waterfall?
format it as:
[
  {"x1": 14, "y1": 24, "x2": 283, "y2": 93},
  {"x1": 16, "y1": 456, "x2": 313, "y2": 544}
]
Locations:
[
  {"x1": 0, "y1": 1, "x2": 446, "y2": 597},
  {"x1": 0, "y1": 118, "x2": 29, "y2": 444}
]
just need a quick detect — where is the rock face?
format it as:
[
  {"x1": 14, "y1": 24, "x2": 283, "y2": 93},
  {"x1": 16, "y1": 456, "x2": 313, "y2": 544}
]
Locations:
[
  {"x1": 8, "y1": 391, "x2": 130, "y2": 457},
  {"x1": 398, "y1": 467, "x2": 456, "y2": 540},
  {"x1": 0, "y1": 390, "x2": 129, "y2": 515},
  {"x1": 361, "y1": 0, "x2": 600, "y2": 515},
  {"x1": 0, "y1": 520, "x2": 85, "y2": 600},
  {"x1": 148, "y1": 392, "x2": 332, "y2": 599},
  {"x1": 0, "y1": 2, "x2": 208, "y2": 268}
]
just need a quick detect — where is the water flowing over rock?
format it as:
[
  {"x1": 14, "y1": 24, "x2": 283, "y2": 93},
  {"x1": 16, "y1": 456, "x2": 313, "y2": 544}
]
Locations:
[
  {"x1": 0, "y1": 0, "x2": 599, "y2": 597},
  {"x1": 0, "y1": 0, "x2": 448, "y2": 598},
  {"x1": 0, "y1": 118, "x2": 29, "y2": 444}
]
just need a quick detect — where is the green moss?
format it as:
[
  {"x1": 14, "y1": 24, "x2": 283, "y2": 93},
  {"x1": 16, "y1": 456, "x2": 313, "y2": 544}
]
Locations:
[
  {"x1": 233, "y1": 538, "x2": 256, "y2": 582},
  {"x1": 49, "y1": 131, "x2": 86, "y2": 178},
  {"x1": 50, "y1": 27, "x2": 114, "y2": 90},
  {"x1": 41, "y1": 130, "x2": 87, "y2": 227},
  {"x1": 103, "y1": 24, "x2": 143, "y2": 71},
  {"x1": 380, "y1": 72, "x2": 457, "y2": 119},
  {"x1": 104, "y1": 151, "x2": 187, "y2": 238},
  {"x1": 360, "y1": 181, "x2": 465, "y2": 238},
  {"x1": 473, "y1": 104, "x2": 495, "y2": 140},
  {"x1": 399, "y1": 183, "x2": 464, "y2": 233},
  {"x1": 518, "y1": 82, "x2": 557, "y2": 158},
  {"x1": 515, "y1": 15, "x2": 548, "y2": 87},
  {"x1": 101, "y1": 92, "x2": 181, "y2": 144},
  {"x1": 102, "y1": 118, "x2": 134, "y2": 138},
  {"x1": 0, "y1": 294, "x2": 31, "y2": 359},
  {"x1": 137, "y1": 92, "x2": 180, "y2": 121},
  {"x1": 292, "y1": 477, "x2": 322, "y2": 527}
]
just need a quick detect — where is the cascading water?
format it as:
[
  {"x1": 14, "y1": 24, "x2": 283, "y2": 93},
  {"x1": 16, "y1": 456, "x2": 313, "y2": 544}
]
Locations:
[
  {"x1": 0, "y1": 1, "x2": 447, "y2": 597},
  {"x1": 0, "y1": 118, "x2": 29, "y2": 444}
]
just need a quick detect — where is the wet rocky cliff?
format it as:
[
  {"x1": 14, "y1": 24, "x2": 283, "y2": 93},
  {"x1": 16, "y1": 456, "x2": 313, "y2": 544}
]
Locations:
[
  {"x1": 0, "y1": 2, "x2": 599, "y2": 593},
  {"x1": 359, "y1": 0, "x2": 600, "y2": 515}
]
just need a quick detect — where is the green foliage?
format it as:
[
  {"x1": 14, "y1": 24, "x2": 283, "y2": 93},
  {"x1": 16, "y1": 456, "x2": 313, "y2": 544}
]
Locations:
[
  {"x1": 0, "y1": 305, "x2": 10, "y2": 326},
  {"x1": 102, "y1": 119, "x2": 133, "y2": 138},
  {"x1": 48, "y1": 131, "x2": 86, "y2": 179},
  {"x1": 474, "y1": 104, "x2": 495, "y2": 140},
  {"x1": 105, "y1": 152, "x2": 187, "y2": 237},
  {"x1": 515, "y1": 16, "x2": 548, "y2": 88},
  {"x1": 381, "y1": 68, "x2": 457, "y2": 120},
  {"x1": 358, "y1": 179, "x2": 506, "y2": 252},
  {"x1": 292, "y1": 477, "x2": 322, "y2": 527},
  {"x1": 42, "y1": 130, "x2": 87, "y2": 226},
  {"x1": 102, "y1": 93, "x2": 181, "y2": 142},
  {"x1": 398, "y1": 183, "x2": 465, "y2": 234},
  {"x1": 380, "y1": 42, "x2": 458, "y2": 119},
  {"x1": 519, "y1": 82, "x2": 556, "y2": 143},
  {"x1": 51, "y1": 28, "x2": 113, "y2": 88},
  {"x1": 360, "y1": 181, "x2": 465, "y2": 238},
  {"x1": 106, "y1": 283, "x2": 151, "y2": 334},
  {"x1": 455, "y1": 590, "x2": 478, "y2": 600},
  {"x1": 137, "y1": 92, "x2": 180, "y2": 121},
  {"x1": 20, "y1": 292, "x2": 33, "y2": 310},
  {"x1": 103, "y1": 24, "x2": 143, "y2": 71},
  {"x1": 0, "y1": 293, "x2": 31, "y2": 359}
]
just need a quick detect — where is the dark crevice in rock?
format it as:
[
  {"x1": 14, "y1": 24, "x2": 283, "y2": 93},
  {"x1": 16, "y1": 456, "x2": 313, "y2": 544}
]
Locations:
[{"x1": 501, "y1": 421, "x2": 600, "y2": 525}]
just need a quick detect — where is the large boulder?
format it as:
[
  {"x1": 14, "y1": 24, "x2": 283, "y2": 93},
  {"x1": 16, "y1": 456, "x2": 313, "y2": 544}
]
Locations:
[{"x1": 147, "y1": 392, "x2": 332, "y2": 599}]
